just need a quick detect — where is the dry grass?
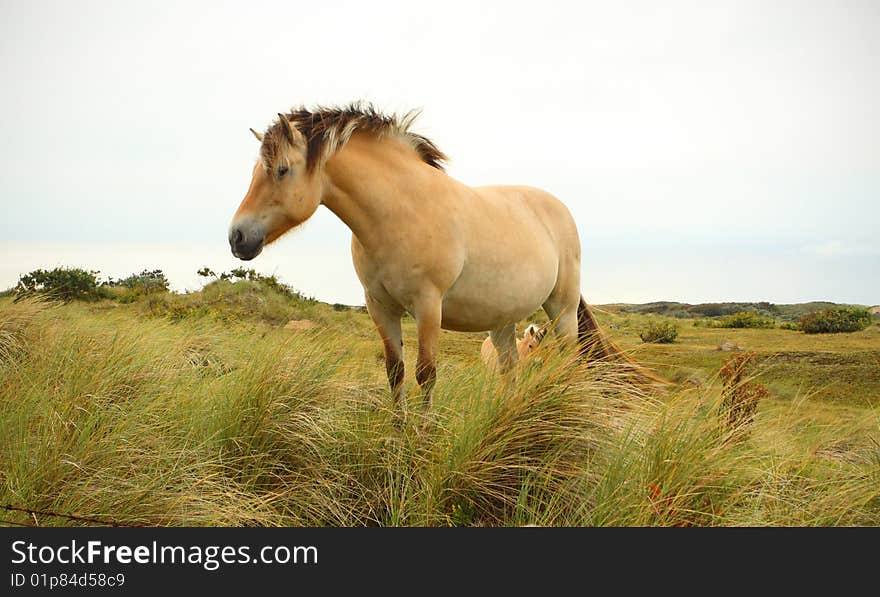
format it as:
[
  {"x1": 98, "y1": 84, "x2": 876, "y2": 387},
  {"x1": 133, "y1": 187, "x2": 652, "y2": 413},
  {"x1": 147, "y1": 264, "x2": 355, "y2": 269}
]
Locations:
[{"x1": 0, "y1": 295, "x2": 878, "y2": 527}]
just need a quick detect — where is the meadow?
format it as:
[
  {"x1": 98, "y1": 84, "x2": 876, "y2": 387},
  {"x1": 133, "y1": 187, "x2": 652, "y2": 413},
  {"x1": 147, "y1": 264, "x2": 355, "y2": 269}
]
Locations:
[{"x1": 0, "y1": 279, "x2": 878, "y2": 526}]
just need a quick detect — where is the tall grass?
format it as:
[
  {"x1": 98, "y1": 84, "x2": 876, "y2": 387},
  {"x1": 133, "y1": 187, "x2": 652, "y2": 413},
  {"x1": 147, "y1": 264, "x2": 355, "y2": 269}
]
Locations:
[{"x1": 0, "y1": 298, "x2": 877, "y2": 526}]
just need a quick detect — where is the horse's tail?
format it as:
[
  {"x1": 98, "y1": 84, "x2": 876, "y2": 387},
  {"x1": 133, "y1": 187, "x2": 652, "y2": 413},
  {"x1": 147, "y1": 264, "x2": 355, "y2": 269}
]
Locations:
[
  {"x1": 577, "y1": 296, "x2": 668, "y2": 385},
  {"x1": 577, "y1": 296, "x2": 617, "y2": 360}
]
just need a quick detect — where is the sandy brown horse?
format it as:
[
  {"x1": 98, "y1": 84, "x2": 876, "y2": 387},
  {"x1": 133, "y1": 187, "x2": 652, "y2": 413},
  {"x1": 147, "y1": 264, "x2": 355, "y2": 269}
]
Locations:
[
  {"x1": 481, "y1": 323, "x2": 547, "y2": 371},
  {"x1": 229, "y1": 104, "x2": 620, "y2": 416}
]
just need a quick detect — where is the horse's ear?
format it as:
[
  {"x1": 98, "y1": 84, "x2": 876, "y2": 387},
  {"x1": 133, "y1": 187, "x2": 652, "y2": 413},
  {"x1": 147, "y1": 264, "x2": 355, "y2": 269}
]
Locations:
[
  {"x1": 277, "y1": 113, "x2": 305, "y2": 147},
  {"x1": 536, "y1": 323, "x2": 549, "y2": 342},
  {"x1": 249, "y1": 128, "x2": 264, "y2": 142}
]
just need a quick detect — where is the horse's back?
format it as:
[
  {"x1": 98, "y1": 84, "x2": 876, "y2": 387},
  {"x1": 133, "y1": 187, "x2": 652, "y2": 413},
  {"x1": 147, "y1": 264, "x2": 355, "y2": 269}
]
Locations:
[
  {"x1": 438, "y1": 184, "x2": 579, "y2": 332},
  {"x1": 472, "y1": 185, "x2": 579, "y2": 248}
]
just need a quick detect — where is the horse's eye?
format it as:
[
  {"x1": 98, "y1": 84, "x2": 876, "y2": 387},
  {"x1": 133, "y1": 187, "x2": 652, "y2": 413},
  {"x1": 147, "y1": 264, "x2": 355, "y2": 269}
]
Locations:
[{"x1": 278, "y1": 167, "x2": 289, "y2": 177}]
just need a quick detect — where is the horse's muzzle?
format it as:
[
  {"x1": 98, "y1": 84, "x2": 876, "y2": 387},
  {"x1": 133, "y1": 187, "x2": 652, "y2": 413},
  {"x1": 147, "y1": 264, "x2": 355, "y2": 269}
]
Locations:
[{"x1": 229, "y1": 222, "x2": 264, "y2": 261}]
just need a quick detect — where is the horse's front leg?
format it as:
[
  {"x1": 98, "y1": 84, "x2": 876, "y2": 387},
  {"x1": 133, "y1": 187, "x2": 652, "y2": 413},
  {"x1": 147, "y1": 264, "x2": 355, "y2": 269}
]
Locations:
[
  {"x1": 490, "y1": 324, "x2": 518, "y2": 373},
  {"x1": 413, "y1": 294, "x2": 442, "y2": 413},
  {"x1": 365, "y1": 294, "x2": 406, "y2": 418}
]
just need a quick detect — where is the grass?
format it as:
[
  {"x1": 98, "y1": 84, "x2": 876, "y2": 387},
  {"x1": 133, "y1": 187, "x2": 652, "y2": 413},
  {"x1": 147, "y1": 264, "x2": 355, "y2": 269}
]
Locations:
[
  {"x1": 604, "y1": 310, "x2": 880, "y2": 405},
  {"x1": 0, "y1": 288, "x2": 878, "y2": 527}
]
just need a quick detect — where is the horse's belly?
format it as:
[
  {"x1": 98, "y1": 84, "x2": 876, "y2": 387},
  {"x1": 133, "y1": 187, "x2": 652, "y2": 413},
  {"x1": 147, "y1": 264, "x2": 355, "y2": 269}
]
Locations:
[{"x1": 439, "y1": 261, "x2": 557, "y2": 332}]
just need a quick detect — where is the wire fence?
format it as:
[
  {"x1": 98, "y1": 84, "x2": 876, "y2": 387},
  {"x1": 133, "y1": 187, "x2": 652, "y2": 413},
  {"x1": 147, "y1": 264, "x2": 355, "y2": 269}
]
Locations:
[{"x1": 1, "y1": 503, "x2": 143, "y2": 527}]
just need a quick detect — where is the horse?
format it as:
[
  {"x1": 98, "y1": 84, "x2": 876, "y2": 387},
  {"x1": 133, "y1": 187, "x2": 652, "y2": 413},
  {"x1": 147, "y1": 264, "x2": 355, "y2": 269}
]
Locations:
[
  {"x1": 229, "y1": 103, "x2": 623, "y2": 418},
  {"x1": 480, "y1": 323, "x2": 547, "y2": 371}
]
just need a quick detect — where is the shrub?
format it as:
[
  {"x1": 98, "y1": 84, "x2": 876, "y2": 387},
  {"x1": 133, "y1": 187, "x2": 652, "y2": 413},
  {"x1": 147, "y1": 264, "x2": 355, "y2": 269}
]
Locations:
[
  {"x1": 639, "y1": 321, "x2": 679, "y2": 344},
  {"x1": 144, "y1": 277, "x2": 322, "y2": 326},
  {"x1": 14, "y1": 267, "x2": 101, "y2": 302},
  {"x1": 715, "y1": 311, "x2": 775, "y2": 329},
  {"x1": 110, "y1": 269, "x2": 169, "y2": 292},
  {"x1": 799, "y1": 307, "x2": 873, "y2": 334},
  {"x1": 104, "y1": 269, "x2": 169, "y2": 302},
  {"x1": 778, "y1": 322, "x2": 800, "y2": 331},
  {"x1": 687, "y1": 303, "x2": 730, "y2": 317},
  {"x1": 197, "y1": 267, "x2": 316, "y2": 303}
]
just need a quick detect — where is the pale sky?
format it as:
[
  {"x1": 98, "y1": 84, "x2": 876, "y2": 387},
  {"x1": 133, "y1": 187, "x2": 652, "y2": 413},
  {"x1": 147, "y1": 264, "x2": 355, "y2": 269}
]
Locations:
[{"x1": 1, "y1": 0, "x2": 878, "y2": 305}]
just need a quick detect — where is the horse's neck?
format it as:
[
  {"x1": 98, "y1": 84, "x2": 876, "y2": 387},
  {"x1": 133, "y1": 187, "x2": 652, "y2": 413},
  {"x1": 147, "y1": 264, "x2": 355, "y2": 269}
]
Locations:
[{"x1": 321, "y1": 135, "x2": 433, "y2": 250}]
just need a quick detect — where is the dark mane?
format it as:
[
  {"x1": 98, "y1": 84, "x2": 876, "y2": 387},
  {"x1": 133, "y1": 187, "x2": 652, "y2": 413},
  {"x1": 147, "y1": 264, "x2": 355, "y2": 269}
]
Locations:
[{"x1": 259, "y1": 102, "x2": 447, "y2": 172}]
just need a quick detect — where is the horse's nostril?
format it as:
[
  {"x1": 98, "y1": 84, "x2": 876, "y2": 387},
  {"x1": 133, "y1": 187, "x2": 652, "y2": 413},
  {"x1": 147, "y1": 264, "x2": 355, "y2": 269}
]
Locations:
[{"x1": 229, "y1": 223, "x2": 264, "y2": 260}]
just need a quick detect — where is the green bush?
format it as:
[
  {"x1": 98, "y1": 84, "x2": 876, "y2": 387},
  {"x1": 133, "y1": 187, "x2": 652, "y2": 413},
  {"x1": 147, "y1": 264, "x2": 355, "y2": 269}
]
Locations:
[
  {"x1": 14, "y1": 267, "x2": 101, "y2": 302},
  {"x1": 197, "y1": 267, "x2": 316, "y2": 303},
  {"x1": 104, "y1": 269, "x2": 169, "y2": 302},
  {"x1": 109, "y1": 269, "x2": 169, "y2": 292},
  {"x1": 799, "y1": 307, "x2": 873, "y2": 334},
  {"x1": 715, "y1": 311, "x2": 775, "y2": 329},
  {"x1": 639, "y1": 321, "x2": 679, "y2": 343},
  {"x1": 687, "y1": 303, "x2": 734, "y2": 317},
  {"x1": 144, "y1": 277, "x2": 322, "y2": 326},
  {"x1": 778, "y1": 322, "x2": 800, "y2": 331}
]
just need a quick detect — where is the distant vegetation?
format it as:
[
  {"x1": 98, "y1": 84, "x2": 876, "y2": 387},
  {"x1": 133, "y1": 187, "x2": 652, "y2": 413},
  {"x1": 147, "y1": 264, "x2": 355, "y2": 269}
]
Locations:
[
  {"x1": 143, "y1": 277, "x2": 320, "y2": 326},
  {"x1": 131, "y1": 266, "x2": 320, "y2": 326},
  {"x1": 799, "y1": 307, "x2": 874, "y2": 334},
  {"x1": 107, "y1": 268, "x2": 169, "y2": 292},
  {"x1": 639, "y1": 320, "x2": 679, "y2": 343},
  {"x1": 197, "y1": 267, "x2": 316, "y2": 303},
  {"x1": 103, "y1": 269, "x2": 170, "y2": 303},
  {"x1": 7, "y1": 267, "x2": 876, "y2": 340},
  {"x1": 14, "y1": 267, "x2": 102, "y2": 303},
  {"x1": 14, "y1": 267, "x2": 169, "y2": 304},
  {"x1": 616, "y1": 301, "x2": 878, "y2": 335},
  {"x1": 618, "y1": 301, "x2": 852, "y2": 322},
  {"x1": 10, "y1": 266, "x2": 318, "y2": 323},
  {"x1": 714, "y1": 311, "x2": 776, "y2": 329}
]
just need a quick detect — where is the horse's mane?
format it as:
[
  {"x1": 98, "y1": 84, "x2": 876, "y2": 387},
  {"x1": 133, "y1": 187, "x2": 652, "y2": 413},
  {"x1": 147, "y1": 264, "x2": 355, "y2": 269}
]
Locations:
[{"x1": 259, "y1": 102, "x2": 447, "y2": 173}]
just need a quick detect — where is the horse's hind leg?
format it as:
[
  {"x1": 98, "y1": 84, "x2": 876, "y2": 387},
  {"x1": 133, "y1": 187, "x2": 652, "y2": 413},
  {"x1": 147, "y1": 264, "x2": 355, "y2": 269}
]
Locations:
[
  {"x1": 365, "y1": 294, "x2": 406, "y2": 418},
  {"x1": 542, "y1": 293, "x2": 579, "y2": 347},
  {"x1": 490, "y1": 324, "x2": 518, "y2": 373},
  {"x1": 542, "y1": 251, "x2": 581, "y2": 347}
]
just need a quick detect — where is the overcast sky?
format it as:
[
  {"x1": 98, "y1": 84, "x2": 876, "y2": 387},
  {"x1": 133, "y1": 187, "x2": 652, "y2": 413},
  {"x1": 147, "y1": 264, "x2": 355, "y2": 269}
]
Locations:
[{"x1": 1, "y1": 0, "x2": 877, "y2": 305}]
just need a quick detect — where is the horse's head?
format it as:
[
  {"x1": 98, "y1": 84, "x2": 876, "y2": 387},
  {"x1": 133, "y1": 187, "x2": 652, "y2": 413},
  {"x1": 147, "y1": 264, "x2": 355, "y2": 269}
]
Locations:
[
  {"x1": 519, "y1": 323, "x2": 548, "y2": 356},
  {"x1": 229, "y1": 114, "x2": 323, "y2": 260}
]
